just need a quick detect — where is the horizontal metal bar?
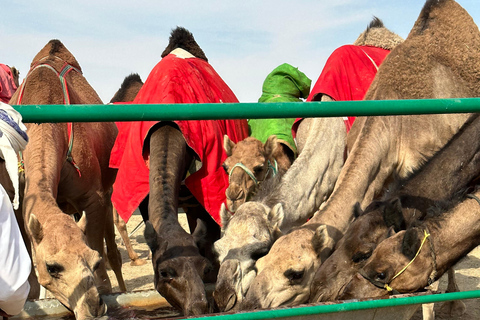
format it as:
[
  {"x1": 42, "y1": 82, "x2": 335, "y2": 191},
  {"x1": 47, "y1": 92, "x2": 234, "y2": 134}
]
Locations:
[
  {"x1": 203, "y1": 290, "x2": 480, "y2": 320},
  {"x1": 11, "y1": 98, "x2": 480, "y2": 123}
]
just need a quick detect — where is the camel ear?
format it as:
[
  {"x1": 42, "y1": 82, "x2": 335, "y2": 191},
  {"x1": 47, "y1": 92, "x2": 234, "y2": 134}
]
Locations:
[
  {"x1": 264, "y1": 135, "x2": 278, "y2": 158},
  {"x1": 223, "y1": 135, "x2": 236, "y2": 157},
  {"x1": 268, "y1": 203, "x2": 284, "y2": 231},
  {"x1": 144, "y1": 221, "x2": 168, "y2": 255},
  {"x1": 28, "y1": 214, "x2": 43, "y2": 244},
  {"x1": 401, "y1": 228, "x2": 422, "y2": 260},
  {"x1": 383, "y1": 197, "x2": 406, "y2": 232},
  {"x1": 220, "y1": 203, "x2": 233, "y2": 233},
  {"x1": 77, "y1": 211, "x2": 87, "y2": 234},
  {"x1": 312, "y1": 225, "x2": 335, "y2": 262}
]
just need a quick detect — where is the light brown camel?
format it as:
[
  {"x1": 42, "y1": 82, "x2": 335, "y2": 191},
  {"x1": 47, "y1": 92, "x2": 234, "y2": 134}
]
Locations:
[
  {"x1": 213, "y1": 115, "x2": 346, "y2": 312},
  {"x1": 240, "y1": 0, "x2": 480, "y2": 310},
  {"x1": 340, "y1": 186, "x2": 480, "y2": 302},
  {"x1": 222, "y1": 135, "x2": 279, "y2": 213},
  {"x1": 109, "y1": 73, "x2": 147, "y2": 267},
  {"x1": 10, "y1": 39, "x2": 125, "y2": 319},
  {"x1": 310, "y1": 112, "x2": 480, "y2": 317}
]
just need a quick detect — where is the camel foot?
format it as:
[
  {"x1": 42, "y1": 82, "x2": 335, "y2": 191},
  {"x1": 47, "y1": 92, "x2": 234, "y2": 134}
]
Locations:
[
  {"x1": 440, "y1": 300, "x2": 466, "y2": 317},
  {"x1": 130, "y1": 258, "x2": 148, "y2": 266}
]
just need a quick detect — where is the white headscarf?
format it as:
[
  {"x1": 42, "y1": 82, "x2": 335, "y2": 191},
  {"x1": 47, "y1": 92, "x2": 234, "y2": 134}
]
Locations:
[{"x1": 0, "y1": 102, "x2": 28, "y2": 209}]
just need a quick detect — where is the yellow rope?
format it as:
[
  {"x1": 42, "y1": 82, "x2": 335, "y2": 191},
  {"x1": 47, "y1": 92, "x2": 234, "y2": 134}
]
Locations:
[{"x1": 384, "y1": 229, "x2": 430, "y2": 292}]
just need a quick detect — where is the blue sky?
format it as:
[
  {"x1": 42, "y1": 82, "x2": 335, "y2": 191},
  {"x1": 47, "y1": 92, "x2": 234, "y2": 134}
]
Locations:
[{"x1": 2, "y1": 0, "x2": 479, "y2": 103}]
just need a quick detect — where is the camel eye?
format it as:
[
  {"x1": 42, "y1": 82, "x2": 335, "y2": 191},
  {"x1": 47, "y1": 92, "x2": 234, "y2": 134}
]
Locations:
[
  {"x1": 159, "y1": 267, "x2": 176, "y2": 279},
  {"x1": 284, "y1": 269, "x2": 305, "y2": 284},
  {"x1": 46, "y1": 263, "x2": 64, "y2": 278},
  {"x1": 375, "y1": 272, "x2": 386, "y2": 281}
]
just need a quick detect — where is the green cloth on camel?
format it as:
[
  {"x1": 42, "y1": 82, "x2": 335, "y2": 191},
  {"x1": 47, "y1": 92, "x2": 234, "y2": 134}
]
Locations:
[{"x1": 249, "y1": 63, "x2": 311, "y2": 155}]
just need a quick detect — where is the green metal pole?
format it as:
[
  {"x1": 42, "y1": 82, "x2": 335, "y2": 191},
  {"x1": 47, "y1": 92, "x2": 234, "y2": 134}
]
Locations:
[
  {"x1": 198, "y1": 290, "x2": 480, "y2": 320},
  {"x1": 12, "y1": 98, "x2": 480, "y2": 123}
]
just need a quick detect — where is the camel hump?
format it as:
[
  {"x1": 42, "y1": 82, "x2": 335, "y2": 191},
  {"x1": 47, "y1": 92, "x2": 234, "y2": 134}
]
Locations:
[
  {"x1": 415, "y1": 0, "x2": 459, "y2": 33},
  {"x1": 353, "y1": 16, "x2": 403, "y2": 50},
  {"x1": 121, "y1": 73, "x2": 143, "y2": 88},
  {"x1": 161, "y1": 26, "x2": 208, "y2": 62},
  {"x1": 368, "y1": 16, "x2": 384, "y2": 29},
  {"x1": 47, "y1": 39, "x2": 65, "y2": 55}
]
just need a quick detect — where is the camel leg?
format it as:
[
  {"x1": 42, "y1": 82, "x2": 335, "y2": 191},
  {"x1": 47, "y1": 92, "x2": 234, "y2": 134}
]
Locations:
[
  {"x1": 105, "y1": 204, "x2": 127, "y2": 292},
  {"x1": 421, "y1": 280, "x2": 439, "y2": 320},
  {"x1": 440, "y1": 268, "x2": 466, "y2": 316},
  {"x1": 113, "y1": 207, "x2": 147, "y2": 266}
]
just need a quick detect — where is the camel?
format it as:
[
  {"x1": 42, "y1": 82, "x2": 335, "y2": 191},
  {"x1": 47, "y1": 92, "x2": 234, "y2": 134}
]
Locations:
[
  {"x1": 223, "y1": 135, "x2": 279, "y2": 213},
  {"x1": 223, "y1": 63, "x2": 310, "y2": 213},
  {"x1": 109, "y1": 73, "x2": 147, "y2": 267},
  {"x1": 213, "y1": 116, "x2": 346, "y2": 312},
  {"x1": 111, "y1": 27, "x2": 248, "y2": 315},
  {"x1": 310, "y1": 112, "x2": 480, "y2": 317},
  {"x1": 9, "y1": 39, "x2": 125, "y2": 319},
  {"x1": 240, "y1": 0, "x2": 480, "y2": 310},
  {"x1": 340, "y1": 186, "x2": 480, "y2": 303}
]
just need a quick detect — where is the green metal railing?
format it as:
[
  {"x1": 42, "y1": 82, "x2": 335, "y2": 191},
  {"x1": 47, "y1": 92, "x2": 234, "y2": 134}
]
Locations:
[
  {"x1": 12, "y1": 97, "x2": 480, "y2": 318},
  {"x1": 11, "y1": 98, "x2": 480, "y2": 122},
  {"x1": 199, "y1": 290, "x2": 480, "y2": 319}
]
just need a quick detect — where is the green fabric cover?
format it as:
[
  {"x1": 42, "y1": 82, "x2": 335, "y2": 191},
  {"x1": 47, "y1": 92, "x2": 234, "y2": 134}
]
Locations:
[{"x1": 249, "y1": 63, "x2": 311, "y2": 155}]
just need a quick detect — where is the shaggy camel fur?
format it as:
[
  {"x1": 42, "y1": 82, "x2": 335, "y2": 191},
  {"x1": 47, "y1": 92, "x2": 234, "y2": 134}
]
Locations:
[
  {"x1": 10, "y1": 39, "x2": 124, "y2": 320},
  {"x1": 241, "y1": 0, "x2": 480, "y2": 309}
]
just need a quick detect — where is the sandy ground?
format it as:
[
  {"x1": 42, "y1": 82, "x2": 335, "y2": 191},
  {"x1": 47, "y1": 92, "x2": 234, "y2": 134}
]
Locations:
[{"x1": 104, "y1": 212, "x2": 480, "y2": 319}]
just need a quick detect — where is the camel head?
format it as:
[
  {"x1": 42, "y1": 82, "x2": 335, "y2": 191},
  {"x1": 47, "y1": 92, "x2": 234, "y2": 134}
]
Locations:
[
  {"x1": 309, "y1": 201, "x2": 404, "y2": 302},
  {"x1": 240, "y1": 225, "x2": 335, "y2": 310},
  {"x1": 223, "y1": 135, "x2": 278, "y2": 212},
  {"x1": 144, "y1": 221, "x2": 212, "y2": 315},
  {"x1": 28, "y1": 212, "x2": 107, "y2": 319},
  {"x1": 341, "y1": 227, "x2": 435, "y2": 300},
  {"x1": 212, "y1": 202, "x2": 283, "y2": 312}
]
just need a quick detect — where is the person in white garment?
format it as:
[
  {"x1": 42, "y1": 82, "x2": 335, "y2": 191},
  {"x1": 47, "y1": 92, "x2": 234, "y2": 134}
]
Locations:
[{"x1": 0, "y1": 101, "x2": 30, "y2": 317}]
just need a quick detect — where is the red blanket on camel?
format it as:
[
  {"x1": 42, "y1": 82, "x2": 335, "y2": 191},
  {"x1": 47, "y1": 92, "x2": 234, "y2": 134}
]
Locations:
[
  {"x1": 111, "y1": 51, "x2": 248, "y2": 224},
  {"x1": 292, "y1": 45, "x2": 390, "y2": 137}
]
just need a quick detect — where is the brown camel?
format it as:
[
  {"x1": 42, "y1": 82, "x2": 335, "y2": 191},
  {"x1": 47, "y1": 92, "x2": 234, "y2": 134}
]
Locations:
[
  {"x1": 222, "y1": 135, "x2": 279, "y2": 212},
  {"x1": 310, "y1": 112, "x2": 480, "y2": 317},
  {"x1": 10, "y1": 39, "x2": 125, "y2": 319},
  {"x1": 240, "y1": 0, "x2": 480, "y2": 310},
  {"x1": 111, "y1": 27, "x2": 248, "y2": 316},
  {"x1": 340, "y1": 186, "x2": 480, "y2": 302},
  {"x1": 109, "y1": 73, "x2": 147, "y2": 267}
]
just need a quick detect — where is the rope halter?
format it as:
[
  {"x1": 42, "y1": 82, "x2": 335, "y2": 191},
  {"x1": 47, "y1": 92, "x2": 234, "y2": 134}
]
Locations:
[
  {"x1": 228, "y1": 160, "x2": 278, "y2": 186},
  {"x1": 360, "y1": 229, "x2": 431, "y2": 295}
]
